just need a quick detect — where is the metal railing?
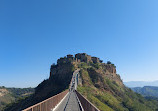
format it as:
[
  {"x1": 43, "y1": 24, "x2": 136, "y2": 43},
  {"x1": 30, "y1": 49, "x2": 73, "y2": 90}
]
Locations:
[
  {"x1": 23, "y1": 69, "x2": 100, "y2": 111},
  {"x1": 75, "y1": 90, "x2": 100, "y2": 111},
  {"x1": 75, "y1": 91, "x2": 84, "y2": 111},
  {"x1": 23, "y1": 90, "x2": 68, "y2": 111}
]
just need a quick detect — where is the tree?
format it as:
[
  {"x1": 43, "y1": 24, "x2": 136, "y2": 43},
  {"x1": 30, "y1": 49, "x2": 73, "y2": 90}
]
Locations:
[{"x1": 107, "y1": 61, "x2": 112, "y2": 64}]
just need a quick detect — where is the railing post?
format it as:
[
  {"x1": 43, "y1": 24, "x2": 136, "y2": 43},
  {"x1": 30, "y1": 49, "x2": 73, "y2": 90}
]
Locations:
[{"x1": 40, "y1": 103, "x2": 41, "y2": 111}]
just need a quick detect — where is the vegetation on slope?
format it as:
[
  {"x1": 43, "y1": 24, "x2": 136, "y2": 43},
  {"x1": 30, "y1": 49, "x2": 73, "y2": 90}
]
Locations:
[
  {"x1": 0, "y1": 87, "x2": 34, "y2": 111},
  {"x1": 77, "y1": 62, "x2": 158, "y2": 111},
  {"x1": 132, "y1": 86, "x2": 158, "y2": 98}
]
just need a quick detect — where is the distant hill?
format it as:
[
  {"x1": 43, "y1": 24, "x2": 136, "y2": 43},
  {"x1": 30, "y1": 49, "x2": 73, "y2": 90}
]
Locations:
[
  {"x1": 131, "y1": 86, "x2": 158, "y2": 98},
  {"x1": 0, "y1": 86, "x2": 34, "y2": 111},
  {"x1": 124, "y1": 80, "x2": 158, "y2": 87}
]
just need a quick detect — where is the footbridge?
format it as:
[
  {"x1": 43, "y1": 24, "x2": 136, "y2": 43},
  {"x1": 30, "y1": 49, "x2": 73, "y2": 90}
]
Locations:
[{"x1": 23, "y1": 70, "x2": 100, "y2": 111}]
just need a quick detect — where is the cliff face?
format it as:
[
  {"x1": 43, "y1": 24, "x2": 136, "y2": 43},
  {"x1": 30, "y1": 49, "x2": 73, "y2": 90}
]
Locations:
[
  {"x1": 100, "y1": 63, "x2": 123, "y2": 86},
  {"x1": 49, "y1": 53, "x2": 122, "y2": 86},
  {"x1": 48, "y1": 53, "x2": 124, "y2": 97}
]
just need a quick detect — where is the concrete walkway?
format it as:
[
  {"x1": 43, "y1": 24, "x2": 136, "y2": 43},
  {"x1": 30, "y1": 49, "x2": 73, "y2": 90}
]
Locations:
[
  {"x1": 54, "y1": 91, "x2": 81, "y2": 111},
  {"x1": 54, "y1": 70, "x2": 81, "y2": 111}
]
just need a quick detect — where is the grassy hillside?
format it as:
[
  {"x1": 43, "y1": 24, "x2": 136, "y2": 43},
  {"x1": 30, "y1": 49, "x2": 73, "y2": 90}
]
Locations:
[
  {"x1": 132, "y1": 86, "x2": 158, "y2": 98},
  {"x1": 0, "y1": 87, "x2": 34, "y2": 111},
  {"x1": 77, "y1": 63, "x2": 158, "y2": 111}
]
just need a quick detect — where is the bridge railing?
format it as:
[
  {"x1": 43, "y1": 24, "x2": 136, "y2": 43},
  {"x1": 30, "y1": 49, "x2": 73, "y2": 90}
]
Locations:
[
  {"x1": 75, "y1": 90, "x2": 100, "y2": 111},
  {"x1": 23, "y1": 90, "x2": 68, "y2": 111}
]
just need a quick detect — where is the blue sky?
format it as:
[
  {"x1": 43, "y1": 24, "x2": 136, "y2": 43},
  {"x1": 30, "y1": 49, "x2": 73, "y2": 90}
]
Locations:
[{"x1": 0, "y1": 0, "x2": 158, "y2": 88}]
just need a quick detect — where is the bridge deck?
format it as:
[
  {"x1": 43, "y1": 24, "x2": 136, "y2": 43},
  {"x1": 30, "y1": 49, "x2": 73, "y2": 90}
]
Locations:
[{"x1": 54, "y1": 91, "x2": 81, "y2": 111}]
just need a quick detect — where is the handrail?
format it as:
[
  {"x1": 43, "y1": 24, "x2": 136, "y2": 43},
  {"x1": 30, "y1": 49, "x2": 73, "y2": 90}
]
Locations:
[
  {"x1": 22, "y1": 90, "x2": 68, "y2": 111},
  {"x1": 75, "y1": 91, "x2": 84, "y2": 111},
  {"x1": 75, "y1": 90, "x2": 100, "y2": 111}
]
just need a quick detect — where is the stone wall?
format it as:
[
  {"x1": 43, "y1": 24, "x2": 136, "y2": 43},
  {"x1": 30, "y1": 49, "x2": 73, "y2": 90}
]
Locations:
[
  {"x1": 91, "y1": 57, "x2": 100, "y2": 64},
  {"x1": 75, "y1": 53, "x2": 92, "y2": 63}
]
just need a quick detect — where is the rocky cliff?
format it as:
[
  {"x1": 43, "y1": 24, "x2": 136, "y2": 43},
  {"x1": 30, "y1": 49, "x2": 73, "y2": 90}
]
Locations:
[{"x1": 49, "y1": 53, "x2": 123, "y2": 86}]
